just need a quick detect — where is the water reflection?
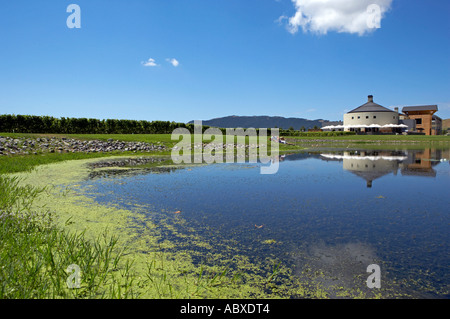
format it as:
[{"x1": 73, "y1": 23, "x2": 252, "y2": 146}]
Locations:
[
  {"x1": 293, "y1": 241, "x2": 379, "y2": 298},
  {"x1": 84, "y1": 149, "x2": 449, "y2": 186},
  {"x1": 319, "y1": 149, "x2": 448, "y2": 188},
  {"x1": 79, "y1": 147, "x2": 450, "y2": 298},
  {"x1": 86, "y1": 156, "x2": 175, "y2": 179}
]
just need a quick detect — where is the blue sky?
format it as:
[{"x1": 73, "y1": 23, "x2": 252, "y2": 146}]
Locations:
[{"x1": 1, "y1": 0, "x2": 449, "y2": 123}]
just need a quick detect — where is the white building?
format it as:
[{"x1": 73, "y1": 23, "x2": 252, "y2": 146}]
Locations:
[{"x1": 323, "y1": 95, "x2": 407, "y2": 133}]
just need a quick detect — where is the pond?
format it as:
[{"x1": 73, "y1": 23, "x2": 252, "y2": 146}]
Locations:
[{"x1": 79, "y1": 148, "x2": 450, "y2": 298}]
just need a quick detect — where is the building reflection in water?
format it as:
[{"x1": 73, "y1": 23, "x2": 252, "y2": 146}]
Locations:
[{"x1": 320, "y1": 149, "x2": 447, "y2": 188}]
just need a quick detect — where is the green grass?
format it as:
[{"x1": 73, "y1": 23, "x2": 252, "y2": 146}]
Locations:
[
  {"x1": 3, "y1": 132, "x2": 449, "y2": 145},
  {"x1": 0, "y1": 133, "x2": 175, "y2": 174},
  {"x1": 287, "y1": 134, "x2": 450, "y2": 142},
  {"x1": 0, "y1": 150, "x2": 175, "y2": 175},
  {"x1": 0, "y1": 133, "x2": 292, "y2": 299},
  {"x1": 2, "y1": 132, "x2": 449, "y2": 174},
  {"x1": 0, "y1": 174, "x2": 290, "y2": 299},
  {"x1": 0, "y1": 133, "x2": 285, "y2": 174},
  {"x1": 0, "y1": 132, "x2": 177, "y2": 145},
  {"x1": 3, "y1": 132, "x2": 440, "y2": 299},
  {"x1": 0, "y1": 175, "x2": 136, "y2": 299}
]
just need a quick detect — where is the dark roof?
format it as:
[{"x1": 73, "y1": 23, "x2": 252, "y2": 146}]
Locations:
[
  {"x1": 348, "y1": 102, "x2": 395, "y2": 114},
  {"x1": 402, "y1": 105, "x2": 438, "y2": 112},
  {"x1": 349, "y1": 169, "x2": 394, "y2": 182},
  {"x1": 401, "y1": 168, "x2": 436, "y2": 177},
  {"x1": 432, "y1": 114, "x2": 442, "y2": 121}
]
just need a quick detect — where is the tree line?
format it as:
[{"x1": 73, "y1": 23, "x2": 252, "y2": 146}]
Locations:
[
  {"x1": 0, "y1": 114, "x2": 201, "y2": 134},
  {"x1": 0, "y1": 114, "x2": 355, "y2": 136}
]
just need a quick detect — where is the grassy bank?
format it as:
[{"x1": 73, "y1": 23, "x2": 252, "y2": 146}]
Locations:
[
  {"x1": 4, "y1": 157, "x2": 329, "y2": 299},
  {"x1": 2, "y1": 132, "x2": 449, "y2": 174},
  {"x1": 3, "y1": 132, "x2": 449, "y2": 147},
  {"x1": 287, "y1": 135, "x2": 450, "y2": 142},
  {"x1": 285, "y1": 134, "x2": 450, "y2": 151},
  {"x1": 0, "y1": 133, "x2": 285, "y2": 174},
  {"x1": 0, "y1": 175, "x2": 137, "y2": 298},
  {"x1": 0, "y1": 169, "x2": 272, "y2": 299}
]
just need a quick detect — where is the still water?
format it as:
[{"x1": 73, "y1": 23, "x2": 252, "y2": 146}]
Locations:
[{"x1": 80, "y1": 148, "x2": 449, "y2": 298}]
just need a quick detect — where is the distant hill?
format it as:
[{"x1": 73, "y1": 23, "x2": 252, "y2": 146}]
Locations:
[
  {"x1": 188, "y1": 115, "x2": 336, "y2": 130},
  {"x1": 443, "y1": 119, "x2": 450, "y2": 130}
]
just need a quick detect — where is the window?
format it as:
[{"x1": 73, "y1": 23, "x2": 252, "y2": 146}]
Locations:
[
  {"x1": 415, "y1": 118, "x2": 422, "y2": 125},
  {"x1": 366, "y1": 116, "x2": 369, "y2": 119},
  {"x1": 352, "y1": 117, "x2": 354, "y2": 119},
  {"x1": 358, "y1": 116, "x2": 360, "y2": 119},
  {"x1": 373, "y1": 116, "x2": 377, "y2": 119}
]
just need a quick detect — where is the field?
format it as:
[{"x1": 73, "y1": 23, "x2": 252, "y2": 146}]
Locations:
[
  {"x1": 287, "y1": 134, "x2": 450, "y2": 141},
  {"x1": 1, "y1": 132, "x2": 450, "y2": 174}
]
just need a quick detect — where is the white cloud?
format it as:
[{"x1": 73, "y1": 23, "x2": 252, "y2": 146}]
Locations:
[
  {"x1": 142, "y1": 58, "x2": 158, "y2": 67},
  {"x1": 275, "y1": 15, "x2": 288, "y2": 25},
  {"x1": 166, "y1": 58, "x2": 180, "y2": 67},
  {"x1": 284, "y1": 0, "x2": 393, "y2": 36}
]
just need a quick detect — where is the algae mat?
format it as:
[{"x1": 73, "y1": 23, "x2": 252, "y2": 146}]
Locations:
[
  {"x1": 12, "y1": 155, "x2": 435, "y2": 299},
  {"x1": 11, "y1": 156, "x2": 324, "y2": 298}
]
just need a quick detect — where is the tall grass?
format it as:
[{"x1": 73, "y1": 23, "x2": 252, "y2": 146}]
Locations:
[
  {"x1": 0, "y1": 174, "x2": 250, "y2": 299},
  {"x1": 0, "y1": 176, "x2": 43, "y2": 213},
  {"x1": 0, "y1": 152, "x2": 127, "y2": 175},
  {"x1": 0, "y1": 175, "x2": 135, "y2": 299}
]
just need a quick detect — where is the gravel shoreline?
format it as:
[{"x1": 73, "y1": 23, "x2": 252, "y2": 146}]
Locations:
[{"x1": 0, "y1": 136, "x2": 166, "y2": 156}]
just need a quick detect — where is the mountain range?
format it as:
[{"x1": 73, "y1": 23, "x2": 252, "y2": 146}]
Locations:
[
  {"x1": 443, "y1": 119, "x2": 450, "y2": 130},
  {"x1": 188, "y1": 115, "x2": 339, "y2": 130}
]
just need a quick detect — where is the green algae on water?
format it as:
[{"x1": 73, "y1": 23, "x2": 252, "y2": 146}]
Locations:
[
  {"x1": 11, "y1": 154, "x2": 445, "y2": 299},
  {"x1": 9, "y1": 156, "x2": 304, "y2": 298}
]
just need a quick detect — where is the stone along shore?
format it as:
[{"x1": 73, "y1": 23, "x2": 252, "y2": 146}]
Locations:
[{"x1": 0, "y1": 136, "x2": 166, "y2": 156}]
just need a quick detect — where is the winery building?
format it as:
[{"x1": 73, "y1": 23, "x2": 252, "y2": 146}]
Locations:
[
  {"x1": 343, "y1": 95, "x2": 401, "y2": 134},
  {"x1": 401, "y1": 105, "x2": 442, "y2": 136},
  {"x1": 322, "y1": 95, "x2": 442, "y2": 135}
]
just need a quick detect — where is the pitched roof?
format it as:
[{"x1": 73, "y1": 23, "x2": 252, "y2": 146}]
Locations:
[
  {"x1": 402, "y1": 105, "x2": 438, "y2": 113},
  {"x1": 348, "y1": 101, "x2": 395, "y2": 114},
  {"x1": 401, "y1": 168, "x2": 436, "y2": 177}
]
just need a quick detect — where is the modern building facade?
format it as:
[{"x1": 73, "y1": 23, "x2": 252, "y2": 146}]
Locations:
[
  {"x1": 320, "y1": 149, "x2": 443, "y2": 187},
  {"x1": 323, "y1": 95, "x2": 442, "y2": 135},
  {"x1": 343, "y1": 95, "x2": 400, "y2": 133},
  {"x1": 401, "y1": 105, "x2": 441, "y2": 136}
]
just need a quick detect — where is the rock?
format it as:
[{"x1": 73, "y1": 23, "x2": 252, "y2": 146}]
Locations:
[{"x1": 0, "y1": 136, "x2": 166, "y2": 156}]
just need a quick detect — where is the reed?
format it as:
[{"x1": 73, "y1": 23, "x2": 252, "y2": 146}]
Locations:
[{"x1": 0, "y1": 175, "x2": 136, "y2": 299}]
